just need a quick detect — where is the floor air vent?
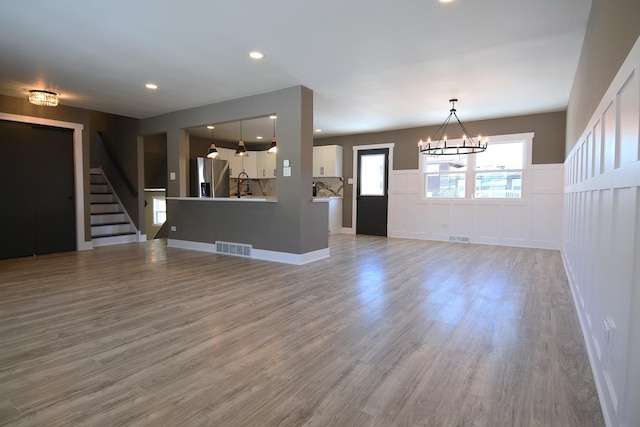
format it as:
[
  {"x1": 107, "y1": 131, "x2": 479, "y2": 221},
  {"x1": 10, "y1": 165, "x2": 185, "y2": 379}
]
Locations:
[{"x1": 215, "y1": 241, "x2": 252, "y2": 258}]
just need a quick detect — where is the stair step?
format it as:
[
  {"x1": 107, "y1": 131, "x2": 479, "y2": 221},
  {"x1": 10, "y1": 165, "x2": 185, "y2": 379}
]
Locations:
[
  {"x1": 92, "y1": 223, "x2": 135, "y2": 236},
  {"x1": 91, "y1": 203, "x2": 122, "y2": 214},
  {"x1": 91, "y1": 213, "x2": 127, "y2": 225},
  {"x1": 90, "y1": 183, "x2": 110, "y2": 193},
  {"x1": 92, "y1": 233, "x2": 139, "y2": 247},
  {"x1": 90, "y1": 193, "x2": 116, "y2": 203},
  {"x1": 92, "y1": 231, "x2": 137, "y2": 238},
  {"x1": 90, "y1": 174, "x2": 106, "y2": 184}
]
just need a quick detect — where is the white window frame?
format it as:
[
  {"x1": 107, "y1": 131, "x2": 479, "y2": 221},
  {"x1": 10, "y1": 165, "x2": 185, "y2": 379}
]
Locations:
[
  {"x1": 152, "y1": 196, "x2": 167, "y2": 225},
  {"x1": 420, "y1": 132, "x2": 533, "y2": 200}
]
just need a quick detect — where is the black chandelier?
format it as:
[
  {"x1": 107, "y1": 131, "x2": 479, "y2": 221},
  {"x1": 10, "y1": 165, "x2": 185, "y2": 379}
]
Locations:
[{"x1": 419, "y1": 99, "x2": 488, "y2": 156}]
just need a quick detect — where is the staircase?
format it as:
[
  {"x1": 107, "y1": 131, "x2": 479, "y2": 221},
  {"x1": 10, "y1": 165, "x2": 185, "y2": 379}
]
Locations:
[{"x1": 90, "y1": 168, "x2": 138, "y2": 247}]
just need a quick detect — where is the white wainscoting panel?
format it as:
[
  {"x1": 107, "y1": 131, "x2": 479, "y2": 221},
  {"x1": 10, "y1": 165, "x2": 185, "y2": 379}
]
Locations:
[
  {"x1": 388, "y1": 163, "x2": 564, "y2": 249},
  {"x1": 562, "y1": 36, "x2": 640, "y2": 427}
]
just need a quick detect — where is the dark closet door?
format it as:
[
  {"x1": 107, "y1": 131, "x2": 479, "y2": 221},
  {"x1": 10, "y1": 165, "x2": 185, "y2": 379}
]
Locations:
[
  {"x1": 32, "y1": 125, "x2": 76, "y2": 255},
  {"x1": 0, "y1": 120, "x2": 36, "y2": 258},
  {"x1": 0, "y1": 121, "x2": 76, "y2": 259}
]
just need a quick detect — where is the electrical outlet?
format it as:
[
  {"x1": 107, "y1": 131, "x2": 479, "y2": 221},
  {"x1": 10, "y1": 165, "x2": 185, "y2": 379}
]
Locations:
[{"x1": 170, "y1": 225, "x2": 176, "y2": 232}]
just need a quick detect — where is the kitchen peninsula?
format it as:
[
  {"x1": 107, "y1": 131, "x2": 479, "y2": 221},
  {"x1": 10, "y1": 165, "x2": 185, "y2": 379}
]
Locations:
[{"x1": 140, "y1": 86, "x2": 329, "y2": 264}]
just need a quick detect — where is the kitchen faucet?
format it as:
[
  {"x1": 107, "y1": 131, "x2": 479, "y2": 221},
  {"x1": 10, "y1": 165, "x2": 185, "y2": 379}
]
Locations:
[{"x1": 237, "y1": 171, "x2": 250, "y2": 198}]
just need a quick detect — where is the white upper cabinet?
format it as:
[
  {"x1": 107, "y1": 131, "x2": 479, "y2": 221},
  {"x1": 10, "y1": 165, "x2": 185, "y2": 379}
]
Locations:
[
  {"x1": 216, "y1": 147, "x2": 233, "y2": 163},
  {"x1": 313, "y1": 145, "x2": 343, "y2": 177},
  {"x1": 218, "y1": 148, "x2": 274, "y2": 178},
  {"x1": 256, "y1": 151, "x2": 277, "y2": 178},
  {"x1": 228, "y1": 153, "x2": 257, "y2": 178}
]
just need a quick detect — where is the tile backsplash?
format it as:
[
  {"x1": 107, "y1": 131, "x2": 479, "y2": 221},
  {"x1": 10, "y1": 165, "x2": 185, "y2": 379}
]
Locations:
[
  {"x1": 228, "y1": 177, "x2": 344, "y2": 198},
  {"x1": 230, "y1": 178, "x2": 277, "y2": 197},
  {"x1": 315, "y1": 177, "x2": 343, "y2": 197}
]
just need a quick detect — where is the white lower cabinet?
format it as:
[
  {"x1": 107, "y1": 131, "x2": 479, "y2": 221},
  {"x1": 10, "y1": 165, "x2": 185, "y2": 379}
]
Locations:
[{"x1": 329, "y1": 198, "x2": 342, "y2": 235}]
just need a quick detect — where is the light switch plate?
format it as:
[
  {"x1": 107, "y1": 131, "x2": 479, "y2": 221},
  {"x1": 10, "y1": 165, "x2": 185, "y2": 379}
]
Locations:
[
  {"x1": 283, "y1": 159, "x2": 290, "y2": 167},
  {"x1": 283, "y1": 167, "x2": 291, "y2": 177},
  {"x1": 347, "y1": 178, "x2": 353, "y2": 184},
  {"x1": 170, "y1": 172, "x2": 176, "y2": 180}
]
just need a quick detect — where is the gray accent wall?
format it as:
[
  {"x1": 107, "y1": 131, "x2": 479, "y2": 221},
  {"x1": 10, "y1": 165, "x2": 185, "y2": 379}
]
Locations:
[
  {"x1": 315, "y1": 110, "x2": 566, "y2": 228},
  {"x1": 566, "y1": 0, "x2": 640, "y2": 154},
  {"x1": 140, "y1": 86, "x2": 328, "y2": 255}
]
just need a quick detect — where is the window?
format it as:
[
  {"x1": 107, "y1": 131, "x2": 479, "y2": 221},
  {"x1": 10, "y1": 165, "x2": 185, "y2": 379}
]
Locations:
[
  {"x1": 421, "y1": 134, "x2": 529, "y2": 199},
  {"x1": 153, "y1": 196, "x2": 166, "y2": 225},
  {"x1": 360, "y1": 153, "x2": 386, "y2": 196},
  {"x1": 424, "y1": 154, "x2": 467, "y2": 198},
  {"x1": 474, "y1": 141, "x2": 523, "y2": 198}
]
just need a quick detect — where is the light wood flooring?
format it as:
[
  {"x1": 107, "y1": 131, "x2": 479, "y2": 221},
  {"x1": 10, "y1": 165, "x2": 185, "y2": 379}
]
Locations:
[{"x1": 0, "y1": 235, "x2": 604, "y2": 426}]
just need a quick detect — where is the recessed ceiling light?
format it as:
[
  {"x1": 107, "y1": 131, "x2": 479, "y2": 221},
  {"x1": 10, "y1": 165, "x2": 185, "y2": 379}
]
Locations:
[
  {"x1": 207, "y1": 125, "x2": 215, "y2": 129},
  {"x1": 249, "y1": 51, "x2": 264, "y2": 60},
  {"x1": 145, "y1": 83, "x2": 158, "y2": 89},
  {"x1": 314, "y1": 129, "x2": 322, "y2": 133},
  {"x1": 439, "y1": 0, "x2": 455, "y2": 3},
  {"x1": 269, "y1": 115, "x2": 277, "y2": 119}
]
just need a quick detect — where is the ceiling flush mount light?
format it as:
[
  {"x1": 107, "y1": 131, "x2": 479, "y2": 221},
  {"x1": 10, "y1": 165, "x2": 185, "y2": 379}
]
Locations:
[
  {"x1": 249, "y1": 51, "x2": 264, "y2": 60},
  {"x1": 206, "y1": 126, "x2": 219, "y2": 159},
  {"x1": 28, "y1": 90, "x2": 58, "y2": 107},
  {"x1": 268, "y1": 115, "x2": 277, "y2": 154},
  {"x1": 145, "y1": 83, "x2": 158, "y2": 89},
  {"x1": 419, "y1": 99, "x2": 488, "y2": 156},
  {"x1": 235, "y1": 120, "x2": 248, "y2": 157}
]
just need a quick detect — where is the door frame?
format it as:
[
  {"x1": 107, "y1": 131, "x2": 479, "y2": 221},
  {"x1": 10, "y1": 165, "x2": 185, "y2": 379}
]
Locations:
[
  {"x1": 352, "y1": 143, "x2": 394, "y2": 235},
  {"x1": 0, "y1": 112, "x2": 89, "y2": 250}
]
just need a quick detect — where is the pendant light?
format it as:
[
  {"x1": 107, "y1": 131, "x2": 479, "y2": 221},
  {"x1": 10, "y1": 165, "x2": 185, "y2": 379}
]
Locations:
[
  {"x1": 268, "y1": 115, "x2": 277, "y2": 154},
  {"x1": 206, "y1": 125, "x2": 219, "y2": 159},
  {"x1": 419, "y1": 99, "x2": 488, "y2": 156},
  {"x1": 235, "y1": 120, "x2": 248, "y2": 157}
]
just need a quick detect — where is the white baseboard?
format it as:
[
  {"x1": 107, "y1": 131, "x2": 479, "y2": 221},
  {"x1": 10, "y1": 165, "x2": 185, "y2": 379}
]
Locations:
[
  {"x1": 341, "y1": 227, "x2": 355, "y2": 234},
  {"x1": 167, "y1": 239, "x2": 330, "y2": 265}
]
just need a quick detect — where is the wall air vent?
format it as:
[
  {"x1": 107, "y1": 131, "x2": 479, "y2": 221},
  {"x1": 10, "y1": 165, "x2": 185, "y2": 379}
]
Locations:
[
  {"x1": 215, "y1": 241, "x2": 252, "y2": 258},
  {"x1": 449, "y1": 236, "x2": 470, "y2": 243}
]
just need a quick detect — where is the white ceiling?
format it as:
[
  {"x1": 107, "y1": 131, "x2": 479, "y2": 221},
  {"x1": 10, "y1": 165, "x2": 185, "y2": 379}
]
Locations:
[{"x1": 0, "y1": 0, "x2": 591, "y2": 138}]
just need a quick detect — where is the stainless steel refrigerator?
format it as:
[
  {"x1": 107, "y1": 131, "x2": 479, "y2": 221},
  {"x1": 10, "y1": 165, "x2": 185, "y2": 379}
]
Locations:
[{"x1": 196, "y1": 157, "x2": 230, "y2": 197}]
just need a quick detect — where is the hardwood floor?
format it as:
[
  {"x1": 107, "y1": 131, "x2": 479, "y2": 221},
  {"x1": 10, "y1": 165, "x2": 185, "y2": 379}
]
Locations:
[{"x1": 0, "y1": 235, "x2": 603, "y2": 426}]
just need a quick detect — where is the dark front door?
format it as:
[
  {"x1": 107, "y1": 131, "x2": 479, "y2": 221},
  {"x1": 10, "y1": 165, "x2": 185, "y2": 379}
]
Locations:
[
  {"x1": 356, "y1": 148, "x2": 389, "y2": 236},
  {"x1": 0, "y1": 120, "x2": 76, "y2": 259}
]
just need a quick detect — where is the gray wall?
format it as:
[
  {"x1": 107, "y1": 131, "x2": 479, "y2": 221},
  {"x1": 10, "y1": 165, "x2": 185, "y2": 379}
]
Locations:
[
  {"x1": 315, "y1": 110, "x2": 566, "y2": 228},
  {"x1": 566, "y1": 0, "x2": 640, "y2": 152},
  {"x1": 144, "y1": 133, "x2": 167, "y2": 190},
  {"x1": 140, "y1": 86, "x2": 328, "y2": 255}
]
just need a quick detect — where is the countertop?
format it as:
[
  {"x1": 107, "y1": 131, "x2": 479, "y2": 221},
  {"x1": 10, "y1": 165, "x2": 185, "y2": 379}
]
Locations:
[
  {"x1": 168, "y1": 196, "x2": 278, "y2": 203},
  {"x1": 312, "y1": 196, "x2": 343, "y2": 203}
]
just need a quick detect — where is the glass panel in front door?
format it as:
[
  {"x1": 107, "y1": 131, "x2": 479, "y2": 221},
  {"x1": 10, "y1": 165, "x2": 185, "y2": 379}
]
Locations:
[{"x1": 359, "y1": 153, "x2": 386, "y2": 196}]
